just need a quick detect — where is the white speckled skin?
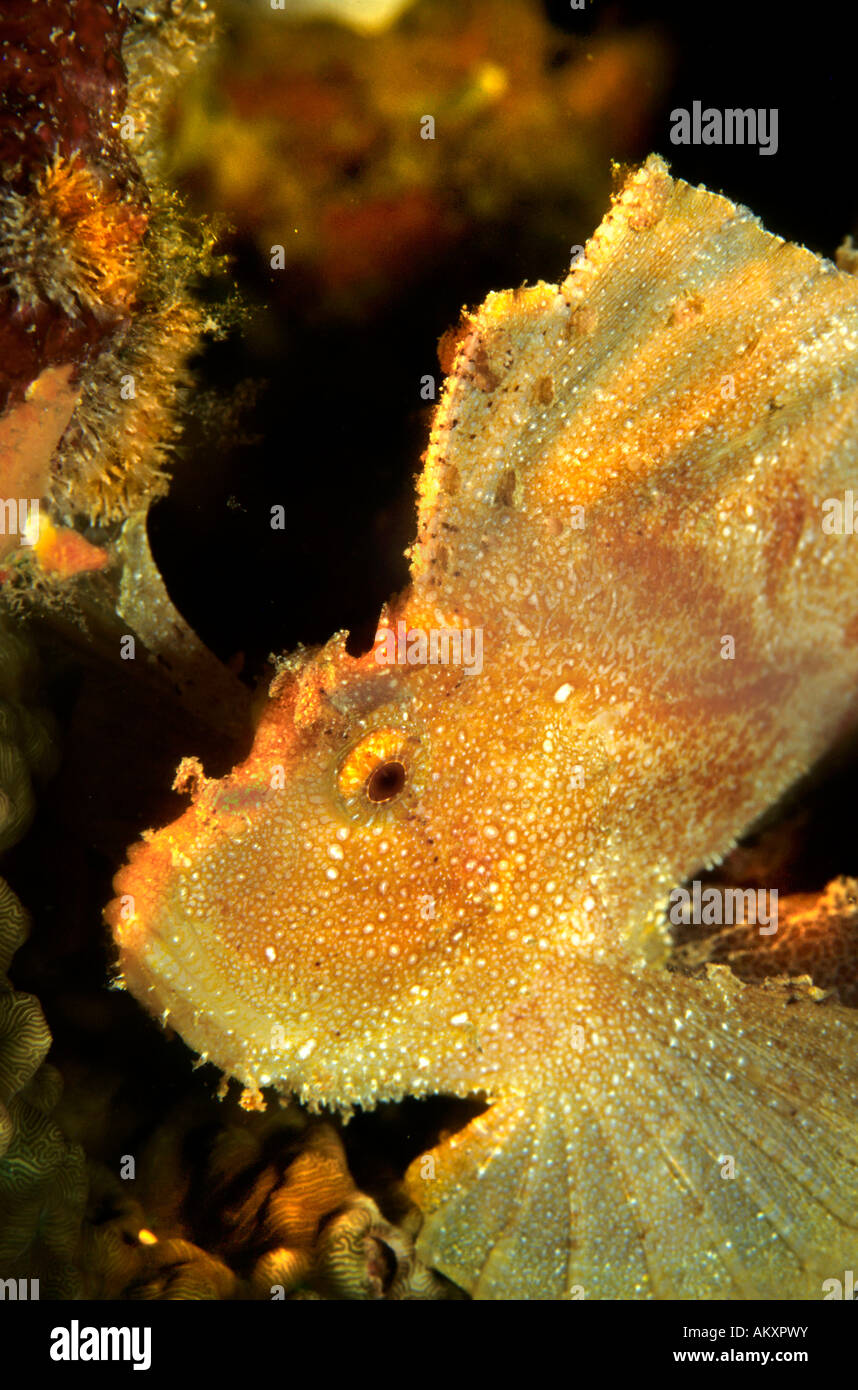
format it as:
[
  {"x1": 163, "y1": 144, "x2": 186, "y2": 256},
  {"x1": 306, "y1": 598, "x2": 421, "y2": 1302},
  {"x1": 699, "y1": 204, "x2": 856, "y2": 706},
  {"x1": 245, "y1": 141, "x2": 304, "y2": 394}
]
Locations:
[{"x1": 108, "y1": 157, "x2": 858, "y2": 1297}]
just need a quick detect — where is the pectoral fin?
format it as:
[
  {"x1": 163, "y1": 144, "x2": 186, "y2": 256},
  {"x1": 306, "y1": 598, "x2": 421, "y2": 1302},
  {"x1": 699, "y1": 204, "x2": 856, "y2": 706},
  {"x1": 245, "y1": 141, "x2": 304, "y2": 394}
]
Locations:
[{"x1": 405, "y1": 964, "x2": 858, "y2": 1299}]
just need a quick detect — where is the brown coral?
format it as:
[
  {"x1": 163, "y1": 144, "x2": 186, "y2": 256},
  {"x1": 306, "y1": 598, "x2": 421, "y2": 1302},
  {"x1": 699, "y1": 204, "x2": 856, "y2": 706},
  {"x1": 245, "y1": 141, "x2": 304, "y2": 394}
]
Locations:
[
  {"x1": 0, "y1": 0, "x2": 229, "y2": 553},
  {"x1": 78, "y1": 1097, "x2": 452, "y2": 1299},
  {"x1": 672, "y1": 876, "x2": 858, "y2": 1007},
  {"x1": 0, "y1": 626, "x2": 85, "y2": 1296}
]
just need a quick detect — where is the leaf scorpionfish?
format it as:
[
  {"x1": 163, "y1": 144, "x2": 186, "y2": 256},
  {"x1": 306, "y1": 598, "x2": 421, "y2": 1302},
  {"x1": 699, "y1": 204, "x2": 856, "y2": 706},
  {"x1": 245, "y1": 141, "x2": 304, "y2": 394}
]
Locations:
[{"x1": 107, "y1": 157, "x2": 858, "y2": 1299}]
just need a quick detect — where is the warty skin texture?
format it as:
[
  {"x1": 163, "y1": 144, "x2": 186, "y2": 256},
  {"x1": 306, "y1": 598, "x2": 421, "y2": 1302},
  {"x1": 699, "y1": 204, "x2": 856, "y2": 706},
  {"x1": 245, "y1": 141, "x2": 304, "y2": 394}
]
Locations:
[{"x1": 108, "y1": 156, "x2": 858, "y2": 1298}]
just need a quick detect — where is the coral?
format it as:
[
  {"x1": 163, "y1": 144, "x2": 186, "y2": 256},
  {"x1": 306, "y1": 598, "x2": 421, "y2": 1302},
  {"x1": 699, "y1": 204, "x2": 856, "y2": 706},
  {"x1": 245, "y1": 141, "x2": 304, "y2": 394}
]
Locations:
[
  {"x1": 0, "y1": 0, "x2": 138, "y2": 413},
  {"x1": 239, "y1": 1121, "x2": 450, "y2": 1299},
  {"x1": 108, "y1": 157, "x2": 858, "y2": 1298},
  {"x1": 0, "y1": 620, "x2": 60, "y2": 851},
  {"x1": 45, "y1": 1, "x2": 230, "y2": 528},
  {"x1": 0, "y1": 0, "x2": 230, "y2": 554},
  {"x1": 673, "y1": 876, "x2": 858, "y2": 1007},
  {"x1": 30, "y1": 519, "x2": 109, "y2": 579},
  {"x1": 0, "y1": 624, "x2": 85, "y2": 1295},
  {"x1": 128, "y1": 1235, "x2": 239, "y2": 1301},
  {"x1": 0, "y1": 369, "x2": 82, "y2": 573},
  {"x1": 77, "y1": 1100, "x2": 451, "y2": 1299},
  {"x1": 120, "y1": 0, "x2": 219, "y2": 188},
  {"x1": 0, "y1": 154, "x2": 145, "y2": 324}
]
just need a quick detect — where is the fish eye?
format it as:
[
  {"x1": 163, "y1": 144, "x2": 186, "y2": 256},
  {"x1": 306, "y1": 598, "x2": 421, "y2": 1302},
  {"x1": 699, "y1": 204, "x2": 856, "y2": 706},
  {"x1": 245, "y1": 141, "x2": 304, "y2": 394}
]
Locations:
[
  {"x1": 366, "y1": 759, "x2": 406, "y2": 803},
  {"x1": 335, "y1": 725, "x2": 421, "y2": 821}
]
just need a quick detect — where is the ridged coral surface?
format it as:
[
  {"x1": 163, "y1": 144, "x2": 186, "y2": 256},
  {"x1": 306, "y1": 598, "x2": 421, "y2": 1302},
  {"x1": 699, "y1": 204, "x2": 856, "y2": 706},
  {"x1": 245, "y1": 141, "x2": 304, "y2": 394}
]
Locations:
[{"x1": 0, "y1": 624, "x2": 85, "y2": 1296}]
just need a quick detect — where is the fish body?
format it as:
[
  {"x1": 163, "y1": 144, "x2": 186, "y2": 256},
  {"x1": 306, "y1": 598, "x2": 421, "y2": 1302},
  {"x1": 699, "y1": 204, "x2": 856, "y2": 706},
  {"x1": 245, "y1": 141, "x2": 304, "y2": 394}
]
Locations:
[{"x1": 108, "y1": 156, "x2": 858, "y2": 1298}]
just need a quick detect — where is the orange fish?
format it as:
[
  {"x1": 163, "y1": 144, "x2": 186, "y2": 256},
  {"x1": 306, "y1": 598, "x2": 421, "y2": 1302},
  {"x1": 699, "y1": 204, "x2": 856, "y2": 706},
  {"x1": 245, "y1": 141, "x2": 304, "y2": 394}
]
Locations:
[{"x1": 107, "y1": 156, "x2": 858, "y2": 1298}]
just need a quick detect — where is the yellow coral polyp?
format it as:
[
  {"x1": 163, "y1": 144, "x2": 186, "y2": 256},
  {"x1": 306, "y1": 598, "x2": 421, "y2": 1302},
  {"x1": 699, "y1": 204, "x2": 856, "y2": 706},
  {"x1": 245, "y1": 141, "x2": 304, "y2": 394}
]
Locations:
[{"x1": 40, "y1": 155, "x2": 147, "y2": 314}]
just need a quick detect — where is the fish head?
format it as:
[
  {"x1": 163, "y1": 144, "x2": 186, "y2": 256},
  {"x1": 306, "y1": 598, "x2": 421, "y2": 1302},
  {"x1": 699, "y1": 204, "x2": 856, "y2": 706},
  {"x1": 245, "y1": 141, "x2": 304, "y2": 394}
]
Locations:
[{"x1": 107, "y1": 600, "x2": 604, "y2": 1109}]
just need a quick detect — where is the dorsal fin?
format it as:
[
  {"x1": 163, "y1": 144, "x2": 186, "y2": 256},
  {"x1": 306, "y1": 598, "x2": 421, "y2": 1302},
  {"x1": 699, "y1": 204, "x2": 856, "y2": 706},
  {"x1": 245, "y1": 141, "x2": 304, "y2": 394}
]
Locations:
[{"x1": 409, "y1": 154, "x2": 858, "y2": 643}]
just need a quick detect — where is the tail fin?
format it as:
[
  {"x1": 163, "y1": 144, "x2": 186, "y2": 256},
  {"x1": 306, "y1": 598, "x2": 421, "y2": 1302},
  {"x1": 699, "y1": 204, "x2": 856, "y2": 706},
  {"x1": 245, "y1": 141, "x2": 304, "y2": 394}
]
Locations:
[{"x1": 405, "y1": 964, "x2": 858, "y2": 1299}]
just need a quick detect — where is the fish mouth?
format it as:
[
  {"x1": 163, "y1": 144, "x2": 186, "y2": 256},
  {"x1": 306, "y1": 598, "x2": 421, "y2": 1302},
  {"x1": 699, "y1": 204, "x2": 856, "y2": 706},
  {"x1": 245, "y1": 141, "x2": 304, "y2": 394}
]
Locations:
[{"x1": 105, "y1": 848, "x2": 278, "y2": 1094}]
